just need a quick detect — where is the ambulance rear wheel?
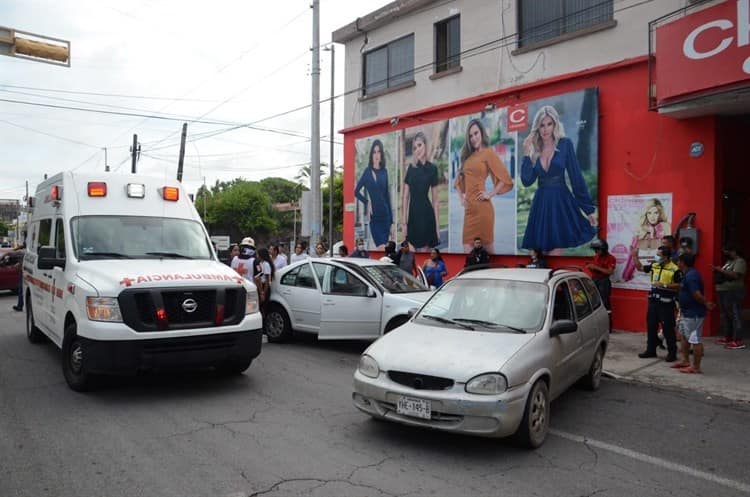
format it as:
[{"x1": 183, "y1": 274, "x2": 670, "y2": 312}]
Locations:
[
  {"x1": 62, "y1": 322, "x2": 94, "y2": 392},
  {"x1": 26, "y1": 298, "x2": 45, "y2": 344}
]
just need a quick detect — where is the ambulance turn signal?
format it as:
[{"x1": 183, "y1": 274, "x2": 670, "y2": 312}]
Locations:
[
  {"x1": 87, "y1": 182, "x2": 107, "y2": 197},
  {"x1": 162, "y1": 186, "x2": 179, "y2": 201}
]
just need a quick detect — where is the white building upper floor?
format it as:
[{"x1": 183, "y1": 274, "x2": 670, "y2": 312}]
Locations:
[{"x1": 333, "y1": 0, "x2": 707, "y2": 130}]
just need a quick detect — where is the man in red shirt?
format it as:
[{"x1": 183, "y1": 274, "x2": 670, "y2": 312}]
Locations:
[{"x1": 585, "y1": 238, "x2": 616, "y2": 332}]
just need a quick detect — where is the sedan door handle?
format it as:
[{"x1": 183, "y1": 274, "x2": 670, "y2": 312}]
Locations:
[{"x1": 323, "y1": 299, "x2": 335, "y2": 305}]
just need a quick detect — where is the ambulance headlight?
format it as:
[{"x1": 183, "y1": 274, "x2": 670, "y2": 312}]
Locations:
[
  {"x1": 245, "y1": 290, "x2": 259, "y2": 315},
  {"x1": 86, "y1": 297, "x2": 123, "y2": 322}
]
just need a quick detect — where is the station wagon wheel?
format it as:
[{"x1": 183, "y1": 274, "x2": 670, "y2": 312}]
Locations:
[
  {"x1": 62, "y1": 322, "x2": 94, "y2": 392},
  {"x1": 264, "y1": 304, "x2": 292, "y2": 343},
  {"x1": 26, "y1": 298, "x2": 45, "y2": 344},
  {"x1": 580, "y1": 346, "x2": 605, "y2": 391},
  {"x1": 514, "y1": 379, "x2": 550, "y2": 449}
]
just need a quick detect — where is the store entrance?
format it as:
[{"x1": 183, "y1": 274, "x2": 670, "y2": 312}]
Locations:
[{"x1": 718, "y1": 115, "x2": 750, "y2": 251}]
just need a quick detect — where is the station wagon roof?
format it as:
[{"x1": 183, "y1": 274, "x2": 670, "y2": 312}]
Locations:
[{"x1": 457, "y1": 267, "x2": 587, "y2": 284}]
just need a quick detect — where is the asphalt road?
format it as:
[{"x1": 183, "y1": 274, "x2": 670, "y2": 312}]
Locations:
[{"x1": 1, "y1": 292, "x2": 749, "y2": 497}]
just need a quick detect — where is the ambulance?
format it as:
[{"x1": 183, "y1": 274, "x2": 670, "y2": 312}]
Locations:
[{"x1": 24, "y1": 172, "x2": 263, "y2": 391}]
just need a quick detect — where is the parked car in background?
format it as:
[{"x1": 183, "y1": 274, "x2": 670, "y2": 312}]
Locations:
[
  {"x1": 352, "y1": 267, "x2": 610, "y2": 449},
  {"x1": 265, "y1": 258, "x2": 433, "y2": 342},
  {"x1": 0, "y1": 249, "x2": 22, "y2": 293}
]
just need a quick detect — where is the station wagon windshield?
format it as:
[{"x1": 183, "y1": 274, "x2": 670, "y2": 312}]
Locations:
[
  {"x1": 72, "y1": 216, "x2": 212, "y2": 260},
  {"x1": 360, "y1": 265, "x2": 428, "y2": 293},
  {"x1": 417, "y1": 279, "x2": 548, "y2": 332}
]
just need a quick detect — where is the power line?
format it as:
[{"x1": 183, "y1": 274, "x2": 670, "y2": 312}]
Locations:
[
  {"x1": 0, "y1": 83, "x2": 220, "y2": 102},
  {"x1": 0, "y1": 119, "x2": 101, "y2": 149}
]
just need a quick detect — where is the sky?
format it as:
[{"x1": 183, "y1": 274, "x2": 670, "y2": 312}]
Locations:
[{"x1": 0, "y1": 0, "x2": 391, "y2": 203}]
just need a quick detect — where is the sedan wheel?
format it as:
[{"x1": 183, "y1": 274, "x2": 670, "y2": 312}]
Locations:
[
  {"x1": 514, "y1": 379, "x2": 550, "y2": 449},
  {"x1": 580, "y1": 346, "x2": 604, "y2": 391},
  {"x1": 264, "y1": 305, "x2": 292, "y2": 343}
]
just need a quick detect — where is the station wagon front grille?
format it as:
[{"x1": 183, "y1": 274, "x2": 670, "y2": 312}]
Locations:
[{"x1": 388, "y1": 370, "x2": 454, "y2": 390}]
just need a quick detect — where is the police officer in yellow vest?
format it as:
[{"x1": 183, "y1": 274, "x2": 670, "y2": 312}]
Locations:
[{"x1": 630, "y1": 245, "x2": 682, "y2": 362}]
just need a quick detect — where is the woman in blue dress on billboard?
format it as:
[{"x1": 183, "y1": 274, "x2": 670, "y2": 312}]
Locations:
[
  {"x1": 354, "y1": 139, "x2": 393, "y2": 249},
  {"x1": 521, "y1": 105, "x2": 596, "y2": 255}
]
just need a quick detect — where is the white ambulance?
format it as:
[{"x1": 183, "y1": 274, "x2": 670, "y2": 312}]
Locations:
[{"x1": 24, "y1": 172, "x2": 263, "y2": 391}]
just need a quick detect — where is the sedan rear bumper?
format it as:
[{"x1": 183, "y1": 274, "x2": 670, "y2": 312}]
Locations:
[{"x1": 352, "y1": 370, "x2": 529, "y2": 438}]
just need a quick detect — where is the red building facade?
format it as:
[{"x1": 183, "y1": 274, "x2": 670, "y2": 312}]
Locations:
[{"x1": 338, "y1": 1, "x2": 749, "y2": 334}]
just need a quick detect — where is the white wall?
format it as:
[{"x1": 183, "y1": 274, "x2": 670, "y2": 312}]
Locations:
[{"x1": 339, "y1": 0, "x2": 693, "y2": 129}]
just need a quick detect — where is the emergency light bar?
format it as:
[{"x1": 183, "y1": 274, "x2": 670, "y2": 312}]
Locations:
[
  {"x1": 126, "y1": 183, "x2": 145, "y2": 198},
  {"x1": 162, "y1": 186, "x2": 179, "y2": 201},
  {"x1": 87, "y1": 182, "x2": 107, "y2": 197}
]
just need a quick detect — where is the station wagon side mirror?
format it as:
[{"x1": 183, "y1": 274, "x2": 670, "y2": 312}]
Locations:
[
  {"x1": 407, "y1": 307, "x2": 418, "y2": 317},
  {"x1": 367, "y1": 287, "x2": 377, "y2": 298},
  {"x1": 550, "y1": 319, "x2": 578, "y2": 337},
  {"x1": 38, "y1": 246, "x2": 65, "y2": 270}
]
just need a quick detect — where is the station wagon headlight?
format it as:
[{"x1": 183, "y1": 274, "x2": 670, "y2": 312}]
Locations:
[
  {"x1": 86, "y1": 297, "x2": 123, "y2": 322},
  {"x1": 465, "y1": 373, "x2": 508, "y2": 395},
  {"x1": 245, "y1": 290, "x2": 259, "y2": 314},
  {"x1": 358, "y1": 355, "x2": 380, "y2": 378}
]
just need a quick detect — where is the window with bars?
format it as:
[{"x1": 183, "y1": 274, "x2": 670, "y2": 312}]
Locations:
[
  {"x1": 363, "y1": 34, "x2": 414, "y2": 96},
  {"x1": 518, "y1": 0, "x2": 613, "y2": 48},
  {"x1": 435, "y1": 15, "x2": 460, "y2": 74}
]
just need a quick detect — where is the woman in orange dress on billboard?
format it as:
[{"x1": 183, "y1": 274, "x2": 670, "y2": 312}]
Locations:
[{"x1": 454, "y1": 118, "x2": 513, "y2": 253}]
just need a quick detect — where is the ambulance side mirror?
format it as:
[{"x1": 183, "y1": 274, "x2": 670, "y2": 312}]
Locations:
[{"x1": 38, "y1": 246, "x2": 65, "y2": 270}]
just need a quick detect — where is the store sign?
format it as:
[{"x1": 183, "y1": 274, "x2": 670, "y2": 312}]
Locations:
[
  {"x1": 656, "y1": 0, "x2": 750, "y2": 103},
  {"x1": 507, "y1": 104, "x2": 528, "y2": 132}
]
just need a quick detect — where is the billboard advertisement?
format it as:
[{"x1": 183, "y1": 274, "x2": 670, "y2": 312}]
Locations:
[
  {"x1": 352, "y1": 88, "x2": 599, "y2": 255},
  {"x1": 607, "y1": 193, "x2": 673, "y2": 290}
]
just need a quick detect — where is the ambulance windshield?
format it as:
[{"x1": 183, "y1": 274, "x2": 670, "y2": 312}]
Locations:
[{"x1": 72, "y1": 216, "x2": 212, "y2": 260}]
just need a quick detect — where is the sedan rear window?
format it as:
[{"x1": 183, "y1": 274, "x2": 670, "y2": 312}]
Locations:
[
  {"x1": 417, "y1": 279, "x2": 548, "y2": 332},
  {"x1": 361, "y1": 265, "x2": 428, "y2": 293}
]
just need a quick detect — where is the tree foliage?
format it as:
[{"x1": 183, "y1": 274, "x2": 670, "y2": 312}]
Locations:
[{"x1": 0, "y1": 220, "x2": 8, "y2": 236}]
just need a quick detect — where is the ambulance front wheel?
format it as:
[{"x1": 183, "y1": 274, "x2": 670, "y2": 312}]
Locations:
[{"x1": 62, "y1": 322, "x2": 95, "y2": 392}]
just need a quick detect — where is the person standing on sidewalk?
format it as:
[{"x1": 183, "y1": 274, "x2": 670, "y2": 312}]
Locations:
[
  {"x1": 585, "y1": 238, "x2": 616, "y2": 332},
  {"x1": 464, "y1": 237, "x2": 490, "y2": 268},
  {"x1": 630, "y1": 245, "x2": 681, "y2": 362},
  {"x1": 673, "y1": 253, "x2": 715, "y2": 373},
  {"x1": 712, "y1": 244, "x2": 746, "y2": 349}
]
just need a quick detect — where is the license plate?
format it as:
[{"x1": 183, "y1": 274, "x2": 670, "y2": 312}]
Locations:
[{"x1": 396, "y1": 396, "x2": 431, "y2": 420}]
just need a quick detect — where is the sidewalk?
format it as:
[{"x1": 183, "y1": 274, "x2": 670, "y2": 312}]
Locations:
[{"x1": 604, "y1": 331, "x2": 750, "y2": 404}]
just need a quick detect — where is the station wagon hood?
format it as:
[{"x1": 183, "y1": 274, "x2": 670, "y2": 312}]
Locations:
[
  {"x1": 76, "y1": 259, "x2": 248, "y2": 295},
  {"x1": 367, "y1": 323, "x2": 536, "y2": 381}
]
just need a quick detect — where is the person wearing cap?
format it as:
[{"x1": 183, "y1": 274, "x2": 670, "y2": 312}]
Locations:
[
  {"x1": 231, "y1": 237, "x2": 256, "y2": 282},
  {"x1": 630, "y1": 244, "x2": 681, "y2": 362},
  {"x1": 585, "y1": 238, "x2": 616, "y2": 332}
]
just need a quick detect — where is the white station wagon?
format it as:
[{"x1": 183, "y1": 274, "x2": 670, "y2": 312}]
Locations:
[{"x1": 265, "y1": 258, "x2": 432, "y2": 342}]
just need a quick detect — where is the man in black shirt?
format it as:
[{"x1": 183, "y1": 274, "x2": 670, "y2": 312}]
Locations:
[{"x1": 465, "y1": 237, "x2": 490, "y2": 268}]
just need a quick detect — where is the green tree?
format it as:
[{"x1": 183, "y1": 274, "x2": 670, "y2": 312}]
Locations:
[
  {"x1": 196, "y1": 179, "x2": 277, "y2": 242},
  {"x1": 0, "y1": 220, "x2": 8, "y2": 236}
]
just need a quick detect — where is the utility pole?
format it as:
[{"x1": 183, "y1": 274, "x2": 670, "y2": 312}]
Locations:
[
  {"x1": 177, "y1": 123, "x2": 188, "y2": 182},
  {"x1": 310, "y1": 0, "x2": 322, "y2": 244},
  {"x1": 103, "y1": 147, "x2": 109, "y2": 172},
  {"x1": 202, "y1": 176, "x2": 207, "y2": 221},
  {"x1": 326, "y1": 43, "x2": 335, "y2": 248},
  {"x1": 130, "y1": 134, "x2": 139, "y2": 174}
]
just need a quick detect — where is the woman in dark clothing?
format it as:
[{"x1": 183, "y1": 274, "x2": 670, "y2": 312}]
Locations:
[
  {"x1": 354, "y1": 139, "x2": 393, "y2": 249},
  {"x1": 526, "y1": 248, "x2": 547, "y2": 268},
  {"x1": 401, "y1": 132, "x2": 440, "y2": 251}
]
